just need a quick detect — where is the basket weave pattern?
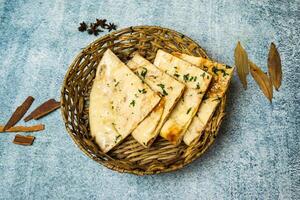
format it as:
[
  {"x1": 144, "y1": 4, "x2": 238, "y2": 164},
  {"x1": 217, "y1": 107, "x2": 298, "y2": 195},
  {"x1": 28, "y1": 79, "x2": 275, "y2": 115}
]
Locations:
[{"x1": 61, "y1": 26, "x2": 226, "y2": 175}]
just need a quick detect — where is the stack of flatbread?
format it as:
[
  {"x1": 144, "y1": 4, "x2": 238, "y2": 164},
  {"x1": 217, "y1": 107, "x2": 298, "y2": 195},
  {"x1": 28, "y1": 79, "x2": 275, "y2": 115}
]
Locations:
[{"x1": 89, "y1": 49, "x2": 234, "y2": 153}]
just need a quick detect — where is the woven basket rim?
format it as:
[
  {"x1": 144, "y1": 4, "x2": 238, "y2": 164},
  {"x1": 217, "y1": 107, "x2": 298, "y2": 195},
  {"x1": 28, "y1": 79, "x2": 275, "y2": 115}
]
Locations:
[{"x1": 60, "y1": 25, "x2": 225, "y2": 175}]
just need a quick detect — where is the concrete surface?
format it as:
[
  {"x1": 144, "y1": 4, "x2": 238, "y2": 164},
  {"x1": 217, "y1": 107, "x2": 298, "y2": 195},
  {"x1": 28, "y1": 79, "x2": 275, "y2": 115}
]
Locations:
[{"x1": 0, "y1": 0, "x2": 299, "y2": 199}]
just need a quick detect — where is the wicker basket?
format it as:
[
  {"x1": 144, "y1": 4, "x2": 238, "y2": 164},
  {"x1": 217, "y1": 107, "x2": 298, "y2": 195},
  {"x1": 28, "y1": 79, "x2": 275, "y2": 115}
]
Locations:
[{"x1": 61, "y1": 26, "x2": 226, "y2": 175}]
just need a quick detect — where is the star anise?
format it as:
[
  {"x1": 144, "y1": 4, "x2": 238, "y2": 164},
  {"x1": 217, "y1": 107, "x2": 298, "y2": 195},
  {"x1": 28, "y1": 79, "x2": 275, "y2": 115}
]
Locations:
[
  {"x1": 87, "y1": 29, "x2": 93, "y2": 35},
  {"x1": 78, "y1": 21, "x2": 87, "y2": 32},
  {"x1": 93, "y1": 29, "x2": 103, "y2": 36},
  {"x1": 107, "y1": 23, "x2": 117, "y2": 32},
  {"x1": 78, "y1": 19, "x2": 117, "y2": 35},
  {"x1": 95, "y1": 19, "x2": 107, "y2": 28},
  {"x1": 88, "y1": 23, "x2": 103, "y2": 36}
]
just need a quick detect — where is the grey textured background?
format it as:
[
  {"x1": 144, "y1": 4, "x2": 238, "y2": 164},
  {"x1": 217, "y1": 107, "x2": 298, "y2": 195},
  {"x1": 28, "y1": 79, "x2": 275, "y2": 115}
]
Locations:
[{"x1": 0, "y1": 0, "x2": 299, "y2": 199}]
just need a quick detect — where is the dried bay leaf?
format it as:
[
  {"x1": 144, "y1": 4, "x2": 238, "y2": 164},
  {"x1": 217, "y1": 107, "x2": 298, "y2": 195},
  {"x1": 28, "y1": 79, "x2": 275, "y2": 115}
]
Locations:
[
  {"x1": 268, "y1": 42, "x2": 282, "y2": 91},
  {"x1": 249, "y1": 61, "x2": 273, "y2": 102},
  {"x1": 234, "y1": 41, "x2": 249, "y2": 89}
]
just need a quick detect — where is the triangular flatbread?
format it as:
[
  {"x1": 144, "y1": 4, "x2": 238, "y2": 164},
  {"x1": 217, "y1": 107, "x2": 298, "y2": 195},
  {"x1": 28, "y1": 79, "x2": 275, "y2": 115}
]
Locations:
[
  {"x1": 89, "y1": 49, "x2": 161, "y2": 152},
  {"x1": 172, "y1": 53, "x2": 234, "y2": 145},
  {"x1": 127, "y1": 54, "x2": 185, "y2": 147},
  {"x1": 154, "y1": 50, "x2": 212, "y2": 145}
]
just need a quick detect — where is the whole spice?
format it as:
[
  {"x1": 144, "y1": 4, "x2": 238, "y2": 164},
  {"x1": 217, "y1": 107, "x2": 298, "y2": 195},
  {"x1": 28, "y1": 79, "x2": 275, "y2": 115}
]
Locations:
[
  {"x1": 13, "y1": 134, "x2": 35, "y2": 146},
  {"x1": 107, "y1": 23, "x2": 117, "y2": 32},
  {"x1": 0, "y1": 124, "x2": 45, "y2": 133},
  {"x1": 3, "y1": 96, "x2": 35, "y2": 131},
  {"x1": 87, "y1": 23, "x2": 103, "y2": 36},
  {"x1": 24, "y1": 99, "x2": 61, "y2": 122},
  {"x1": 249, "y1": 60, "x2": 273, "y2": 102},
  {"x1": 78, "y1": 22, "x2": 88, "y2": 32},
  {"x1": 87, "y1": 28, "x2": 94, "y2": 35},
  {"x1": 234, "y1": 41, "x2": 249, "y2": 89},
  {"x1": 95, "y1": 18, "x2": 107, "y2": 28},
  {"x1": 78, "y1": 19, "x2": 117, "y2": 36},
  {"x1": 268, "y1": 42, "x2": 282, "y2": 91}
]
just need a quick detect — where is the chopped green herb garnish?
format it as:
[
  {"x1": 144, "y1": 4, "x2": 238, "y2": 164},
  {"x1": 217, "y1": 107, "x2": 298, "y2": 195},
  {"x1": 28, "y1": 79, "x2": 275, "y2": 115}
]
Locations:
[
  {"x1": 130, "y1": 100, "x2": 135, "y2": 107},
  {"x1": 174, "y1": 73, "x2": 180, "y2": 78},
  {"x1": 183, "y1": 73, "x2": 190, "y2": 82},
  {"x1": 157, "y1": 83, "x2": 165, "y2": 88},
  {"x1": 226, "y1": 65, "x2": 232, "y2": 69},
  {"x1": 183, "y1": 74, "x2": 197, "y2": 82},
  {"x1": 220, "y1": 69, "x2": 229, "y2": 77},
  {"x1": 207, "y1": 75, "x2": 210, "y2": 79},
  {"x1": 201, "y1": 72, "x2": 206, "y2": 78},
  {"x1": 196, "y1": 82, "x2": 200, "y2": 89},
  {"x1": 141, "y1": 67, "x2": 147, "y2": 79},
  {"x1": 186, "y1": 107, "x2": 192, "y2": 114},
  {"x1": 157, "y1": 84, "x2": 168, "y2": 96},
  {"x1": 212, "y1": 66, "x2": 229, "y2": 77},
  {"x1": 138, "y1": 88, "x2": 147, "y2": 94},
  {"x1": 115, "y1": 135, "x2": 121, "y2": 143},
  {"x1": 114, "y1": 81, "x2": 119, "y2": 87},
  {"x1": 212, "y1": 66, "x2": 218, "y2": 75},
  {"x1": 213, "y1": 96, "x2": 222, "y2": 101}
]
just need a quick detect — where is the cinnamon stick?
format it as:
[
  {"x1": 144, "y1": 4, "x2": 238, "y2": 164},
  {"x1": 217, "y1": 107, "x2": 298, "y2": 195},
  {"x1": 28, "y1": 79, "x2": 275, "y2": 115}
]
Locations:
[
  {"x1": 24, "y1": 99, "x2": 60, "y2": 122},
  {"x1": 3, "y1": 96, "x2": 35, "y2": 131},
  {"x1": 0, "y1": 124, "x2": 45, "y2": 133},
  {"x1": 13, "y1": 134, "x2": 35, "y2": 146}
]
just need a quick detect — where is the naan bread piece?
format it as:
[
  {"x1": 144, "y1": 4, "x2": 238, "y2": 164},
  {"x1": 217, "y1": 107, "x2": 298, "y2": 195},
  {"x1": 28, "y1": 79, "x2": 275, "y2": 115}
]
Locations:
[
  {"x1": 127, "y1": 54, "x2": 185, "y2": 147},
  {"x1": 89, "y1": 49, "x2": 161, "y2": 153},
  {"x1": 154, "y1": 50, "x2": 212, "y2": 145},
  {"x1": 129, "y1": 99, "x2": 164, "y2": 147},
  {"x1": 172, "y1": 53, "x2": 234, "y2": 145}
]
